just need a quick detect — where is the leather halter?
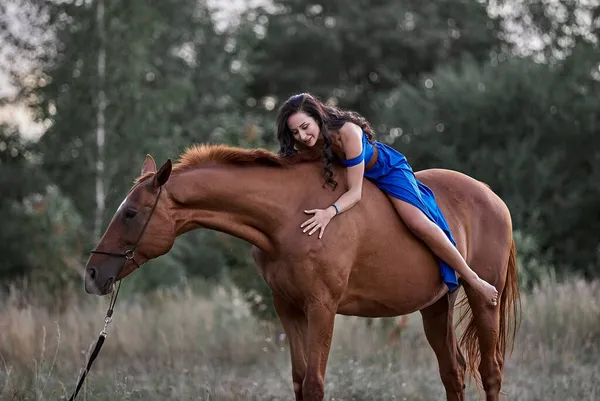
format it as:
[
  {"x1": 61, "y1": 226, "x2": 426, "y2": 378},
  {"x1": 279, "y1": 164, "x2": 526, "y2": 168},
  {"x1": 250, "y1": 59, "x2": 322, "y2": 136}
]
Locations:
[{"x1": 89, "y1": 185, "x2": 163, "y2": 277}]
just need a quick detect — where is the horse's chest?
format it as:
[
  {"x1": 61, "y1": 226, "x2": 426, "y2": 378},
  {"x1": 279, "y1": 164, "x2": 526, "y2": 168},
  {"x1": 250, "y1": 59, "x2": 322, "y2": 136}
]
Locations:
[
  {"x1": 253, "y1": 247, "x2": 326, "y2": 301},
  {"x1": 256, "y1": 264, "x2": 311, "y2": 305}
]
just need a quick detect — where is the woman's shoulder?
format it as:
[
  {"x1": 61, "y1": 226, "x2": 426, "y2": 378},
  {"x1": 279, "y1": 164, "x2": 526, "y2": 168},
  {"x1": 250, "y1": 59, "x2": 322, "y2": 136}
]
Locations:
[
  {"x1": 334, "y1": 121, "x2": 363, "y2": 143},
  {"x1": 336, "y1": 120, "x2": 361, "y2": 133}
]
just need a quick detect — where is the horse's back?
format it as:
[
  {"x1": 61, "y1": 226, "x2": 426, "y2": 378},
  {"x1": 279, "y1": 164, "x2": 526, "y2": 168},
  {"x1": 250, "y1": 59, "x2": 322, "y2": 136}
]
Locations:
[
  {"x1": 415, "y1": 168, "x2": 513, "y2": 262},
  {"x1": 415, "y1": 168, "x2": 510, "y2": 225},
  {"x1": 415, "y1": 168, "x2": 514, "y2": 298}
]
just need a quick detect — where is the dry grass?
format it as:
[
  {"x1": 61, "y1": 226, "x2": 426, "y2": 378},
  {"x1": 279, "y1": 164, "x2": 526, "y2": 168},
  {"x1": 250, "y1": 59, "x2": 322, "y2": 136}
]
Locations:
[{"x1": 1, "y1": 276, "x2": 599, "y2": 400}]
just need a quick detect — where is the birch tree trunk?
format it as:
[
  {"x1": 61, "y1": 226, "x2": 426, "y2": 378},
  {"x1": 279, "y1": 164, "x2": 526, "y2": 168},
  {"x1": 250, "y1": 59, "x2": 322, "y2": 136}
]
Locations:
[{"x1": 94, "y1": 0, "x2": 107, "y2": 240}]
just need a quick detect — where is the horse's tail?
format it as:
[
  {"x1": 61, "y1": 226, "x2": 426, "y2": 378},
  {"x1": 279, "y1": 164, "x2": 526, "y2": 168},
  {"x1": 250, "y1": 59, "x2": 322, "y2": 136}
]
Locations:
[
  {"x1": 497, "y1": 238, "x2": 521, "y2": 365},
  {"x1": 457, "y1": 237, "x2": 521, "y2": 386}
]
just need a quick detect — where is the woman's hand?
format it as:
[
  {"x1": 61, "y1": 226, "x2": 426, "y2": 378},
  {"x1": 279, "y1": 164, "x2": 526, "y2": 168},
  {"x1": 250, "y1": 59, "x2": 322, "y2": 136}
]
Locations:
[{"x1": 301, "y1": 207, "x2": 336, "y2": 239}]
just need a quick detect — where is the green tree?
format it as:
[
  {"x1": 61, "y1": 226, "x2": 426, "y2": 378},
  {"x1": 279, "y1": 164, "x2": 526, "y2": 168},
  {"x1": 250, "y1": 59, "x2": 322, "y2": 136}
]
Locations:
[
  {"x1": 241, "y1": 0, "x2": 503, "y2": 121},
  {"x1": 493, "y1": 0, "x2": 600, "y2": 60},
  {"x1": 0, "y1": 0, "x2": 54, "y2": 105},
  {"x1": 34, "y1": 0, "x2": 248, "y2": 239},
  {"x1": 0, "y1": 124, "x2": 83, "y2": 297},
  {"x1": 374, "y1": 42, "x2": 600, "y2": 278},
  {"x1": 0, "y1": 124, "x2": 46, "y2": 282}
]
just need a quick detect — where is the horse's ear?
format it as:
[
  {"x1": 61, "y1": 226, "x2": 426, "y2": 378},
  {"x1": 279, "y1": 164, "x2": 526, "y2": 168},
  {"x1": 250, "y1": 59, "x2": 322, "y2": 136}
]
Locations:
[
  {"x1": 153, "y1": 159, "x2": 172, "y2": 188},
  {"x1": 141, "y1": 154, "x2": 157, "y2": 175}
]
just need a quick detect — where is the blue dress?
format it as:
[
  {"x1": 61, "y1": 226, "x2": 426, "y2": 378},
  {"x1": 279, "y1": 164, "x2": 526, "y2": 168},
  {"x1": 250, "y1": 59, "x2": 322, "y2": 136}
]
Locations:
[{"x1": 342, "y1": 131, "x2": 459, "y2": 291}]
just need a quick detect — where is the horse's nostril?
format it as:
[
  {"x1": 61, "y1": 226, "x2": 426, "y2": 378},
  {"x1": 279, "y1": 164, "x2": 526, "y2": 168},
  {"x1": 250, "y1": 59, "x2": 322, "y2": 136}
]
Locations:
[
  {"x1": 88, "y1": 267, "x2": 97, "y2": 280},
  {"x1": 106, "y1": 276, "x2": 116, "y2": 291}
]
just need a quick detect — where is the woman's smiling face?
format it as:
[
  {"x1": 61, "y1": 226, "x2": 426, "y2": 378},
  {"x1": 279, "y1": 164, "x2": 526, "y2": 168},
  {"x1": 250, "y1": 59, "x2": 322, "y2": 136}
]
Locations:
[{"x1": 287, "y1": 111, "x2": 320, "y2": 148}]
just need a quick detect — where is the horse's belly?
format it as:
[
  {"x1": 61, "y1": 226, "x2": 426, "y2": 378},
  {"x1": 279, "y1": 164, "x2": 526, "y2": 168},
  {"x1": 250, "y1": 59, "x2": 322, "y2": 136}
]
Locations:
[
  {"x1": 337, "y1": 279, "x2": 448, "y2": 317},
  {"x1": 337, "y1": 235, "x2": 450, "y2": 317},
  {"x1": 336, "y1": 298, "x2": 415, "y2": 317}
]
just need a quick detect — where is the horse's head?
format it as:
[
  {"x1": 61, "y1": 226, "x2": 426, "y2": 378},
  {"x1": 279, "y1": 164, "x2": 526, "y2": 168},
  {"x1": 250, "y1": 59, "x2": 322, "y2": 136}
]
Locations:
[{"x1": 84, "y1": 155, "x2": 175, "y2": 295}]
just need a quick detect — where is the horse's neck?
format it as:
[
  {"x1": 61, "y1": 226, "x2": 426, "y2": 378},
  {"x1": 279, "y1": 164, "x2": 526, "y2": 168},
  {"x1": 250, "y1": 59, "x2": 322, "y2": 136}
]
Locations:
[{"x1": 167, "y1": 165, "x2": 302, "y2": 253}]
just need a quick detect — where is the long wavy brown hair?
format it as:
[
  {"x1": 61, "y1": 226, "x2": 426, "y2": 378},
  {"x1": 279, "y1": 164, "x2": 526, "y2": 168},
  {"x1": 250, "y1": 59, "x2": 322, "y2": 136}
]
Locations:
[{"x1": 276, "y1": 92, "x2": 375, "y2": 189}]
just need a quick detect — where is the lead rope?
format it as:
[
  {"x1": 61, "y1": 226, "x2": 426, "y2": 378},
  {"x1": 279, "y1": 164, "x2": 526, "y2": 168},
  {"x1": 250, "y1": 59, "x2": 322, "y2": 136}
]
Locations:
[{"x1": 67, "y1": 280, "x2": 121, "y2": 401}]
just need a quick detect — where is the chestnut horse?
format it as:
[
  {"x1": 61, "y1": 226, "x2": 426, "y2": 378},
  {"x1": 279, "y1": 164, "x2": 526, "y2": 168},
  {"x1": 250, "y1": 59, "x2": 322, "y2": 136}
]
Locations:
[{"x1": 84, "y1": 144, "x2": 520, "y2": 401}]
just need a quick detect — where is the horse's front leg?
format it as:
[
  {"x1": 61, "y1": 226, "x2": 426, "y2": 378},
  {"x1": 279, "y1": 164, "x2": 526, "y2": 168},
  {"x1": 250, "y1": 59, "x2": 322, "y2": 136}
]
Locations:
[
  {"x1": 274, "y1": 296, "x2": 308, "y2": 401},
  {"x1": 302, "y1": 300, "x2": 337, "y2": 401}
]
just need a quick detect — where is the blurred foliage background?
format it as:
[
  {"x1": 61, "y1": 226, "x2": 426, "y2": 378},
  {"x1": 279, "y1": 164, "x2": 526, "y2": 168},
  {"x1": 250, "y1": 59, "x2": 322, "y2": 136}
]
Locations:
[{"x1": 1, "y1": 0, "x2": 599, "y2": 319}]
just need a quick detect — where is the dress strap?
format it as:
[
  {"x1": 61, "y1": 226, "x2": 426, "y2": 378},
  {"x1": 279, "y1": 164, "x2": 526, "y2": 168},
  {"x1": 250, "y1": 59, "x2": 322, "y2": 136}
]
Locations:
[{"x1": 342, "y1": 132, "x2": 377, "y2": 170}]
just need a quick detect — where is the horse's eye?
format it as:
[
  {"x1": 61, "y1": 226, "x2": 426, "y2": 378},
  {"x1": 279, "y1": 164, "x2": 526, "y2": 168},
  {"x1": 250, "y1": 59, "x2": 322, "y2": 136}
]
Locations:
[{"x1": 124, "y1": 209, "x2": 137, "y2": 219}]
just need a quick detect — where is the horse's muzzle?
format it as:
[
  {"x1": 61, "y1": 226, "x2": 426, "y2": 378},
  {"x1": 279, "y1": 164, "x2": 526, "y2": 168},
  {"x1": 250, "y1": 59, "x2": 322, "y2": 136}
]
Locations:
[{"x1": 84, "y1": 265, "x2": 115, "y2": 295}]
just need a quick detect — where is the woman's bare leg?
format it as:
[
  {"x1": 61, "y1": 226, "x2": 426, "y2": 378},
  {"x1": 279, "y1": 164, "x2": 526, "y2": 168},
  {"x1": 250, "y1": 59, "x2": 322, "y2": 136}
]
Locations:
[{"x1": 388, "y1": 196, "x2": 498, "y2": 305}]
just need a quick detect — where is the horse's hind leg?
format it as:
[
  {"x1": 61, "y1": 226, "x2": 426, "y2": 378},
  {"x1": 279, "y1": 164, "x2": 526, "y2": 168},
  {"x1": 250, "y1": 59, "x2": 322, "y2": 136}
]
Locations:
[
  {"x1": 420, "y1": 289, "x2": 466, "y2": 401},
  {"x1": 463, "y1": 284, "x2": 503, "y2": 401},
  {"x1": 463, "y1": 245, "x2": 510, "y2": 401}
]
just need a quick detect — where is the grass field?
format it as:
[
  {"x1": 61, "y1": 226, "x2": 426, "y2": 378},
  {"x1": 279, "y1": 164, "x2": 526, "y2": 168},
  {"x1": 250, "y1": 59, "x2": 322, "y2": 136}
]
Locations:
[{"x1": 1, "y1": 276, "x2": 599, "y2": 400}]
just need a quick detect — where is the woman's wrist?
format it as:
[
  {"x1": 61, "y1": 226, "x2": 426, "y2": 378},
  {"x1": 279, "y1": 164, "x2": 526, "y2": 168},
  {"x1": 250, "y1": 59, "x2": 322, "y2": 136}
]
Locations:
[{"x1": 330, "y1": 203, "x2": 340, "y2": 217}]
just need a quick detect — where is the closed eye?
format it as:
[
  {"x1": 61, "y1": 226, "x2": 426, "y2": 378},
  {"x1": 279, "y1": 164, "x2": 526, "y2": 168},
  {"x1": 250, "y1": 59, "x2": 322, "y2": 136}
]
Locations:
[{"x1": 124, "y1": 209, "x2": 137, "y2": 219}]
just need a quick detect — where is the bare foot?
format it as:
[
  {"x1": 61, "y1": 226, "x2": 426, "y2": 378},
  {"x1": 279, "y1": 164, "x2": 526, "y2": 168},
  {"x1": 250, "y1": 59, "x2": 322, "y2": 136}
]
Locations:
[{"x1": 473, "y1": 277, "x2": 498, "y2": 306}]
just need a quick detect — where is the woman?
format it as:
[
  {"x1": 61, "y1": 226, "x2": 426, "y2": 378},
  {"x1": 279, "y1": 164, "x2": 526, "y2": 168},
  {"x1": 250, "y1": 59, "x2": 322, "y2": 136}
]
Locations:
[{"x1": 276, "y1": 92, "x2": 498, "y2": 305}]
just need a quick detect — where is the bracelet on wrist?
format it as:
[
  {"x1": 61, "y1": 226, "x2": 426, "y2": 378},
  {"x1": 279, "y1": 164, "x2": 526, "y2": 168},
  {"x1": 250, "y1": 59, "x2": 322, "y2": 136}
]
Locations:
[{"x1": 332, "y1": 203, "x2": 340, "y2": 215}]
